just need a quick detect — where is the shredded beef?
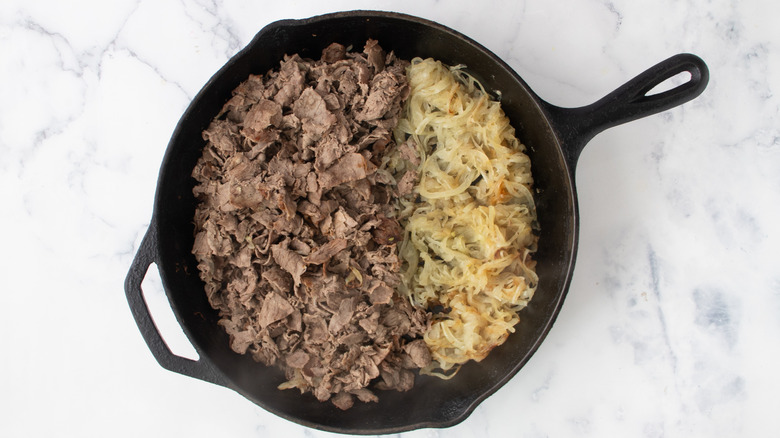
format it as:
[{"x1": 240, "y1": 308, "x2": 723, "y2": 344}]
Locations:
[
  {"x1": 396, "y1": 169, "x2": 419, "y2": 196},
  {"x1": 257, "y1": 292, "x2": 295, "y2": 328},
  {"x1": 191, "y1": 40, "x2": 431, "y2": 410},
  {"x1": 304, "y1": 238, "x2": 348, "y2": 265}
]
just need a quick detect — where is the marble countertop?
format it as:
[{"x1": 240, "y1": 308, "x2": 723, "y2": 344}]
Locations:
[{"x1": 2, "y1": 0, "x2": 778, "y2": 437}]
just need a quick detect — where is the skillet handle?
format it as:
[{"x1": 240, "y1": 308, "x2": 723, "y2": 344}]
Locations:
[
  {"x1": 543, "y1": 53, "x2": 709, "y2": 170},
  {"x1": 124, "y1": 222, "x2": 229, "y2": 388}
]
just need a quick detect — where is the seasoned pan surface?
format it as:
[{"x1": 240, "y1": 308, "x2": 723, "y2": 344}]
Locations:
[{"x1": 125, "y1": 10, "x2": 708, "y2": 434}]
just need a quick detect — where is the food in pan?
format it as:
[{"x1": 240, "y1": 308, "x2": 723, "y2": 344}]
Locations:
[
  {"x1": 191, "y1": 40, "x2": 431, "y2": 410},
  {"x1": 190, "y1": 40, "x2": 537, "y2": 408},
  {"x1": 389, "y1": 58, "x2": 538, "y2": 377}
]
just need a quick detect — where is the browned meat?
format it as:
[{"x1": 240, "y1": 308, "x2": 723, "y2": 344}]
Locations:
[
  {"x1": 273, "y1": 56, "x2": 306, "y2": 108},
  {"x1": 271, "y1": 242, "x2": 306, "y2": 287},
  {"x1": 191, "y1": 40, "x2": 431, "y2": 410},
  {"x1": 293, "y1": 87, "x2": 337, "y2": 141},
  {"x1": 261, "y1": 266, "x2": 292, "y2": 294},
  {"x1": 371, "y1": 215, "x2": 403, "y2": 245},
  {"x1": 397, "y1": 138, "x2": 420, "y2": 166},
  {"x1": 304, "y1": 238, "x2": 348, "y2": 265},
  {"x1": 364, "y1": 39, "x2": 385, "y2": 73},
  {"x1": 330, "y1": 392, "x2": 354, "y2": 410},
  {"x1": 396, "y1": 169, "x2": 418, "y2": 196},
  {"x1": 321, "y1": 42, "x2": 346, "y2": 63},
  {"x1": 257, "y1": 292, "x2": 295, "y2": 328},
  {"x1": 243, "y1": 99, "x2": 283, "y2": 141},
  {"x1": 318, "y1": 152, "x2": 372, "y2": 190},
  {"x1": 356, "y1": 70, "x2": 405, "y2": 122},
  {"x1": 404, "y1": 340, "x2": 432, "y2": 368},
  {"x1": 368, "y1": 281, "x2": 394, "y2": 305}
]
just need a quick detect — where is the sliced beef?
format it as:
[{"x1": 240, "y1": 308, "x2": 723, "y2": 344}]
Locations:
[
  {"x1": 331, "y1": 208, "x2": 359, "y2": 239},
  {"x1": 304, "y1": 238, "x2": 349, "y2": 265},
  {"x1": 330, "y1": 392, "x2": 354, "y2": 411},
  {"x1": 396, "y1": 169, "x2": 418, "y2": 196},
  {"x1": 262, "y1": 266, "x2": 292, "y2": 294},
  {"x1": 191, "y1": 40, "x2": 430, "y2": 410},
  {"x1": 356, "y1": 68, "x2": 407, "y2": 122},
  {"x1": 398, "y1": 138, "x2": 421, "y2": 166},
  {"x1": 303, "y1": 314, "x2": 330, "y2": 344},
  {"x1": 271, "y1": 242, "x2": 307, "y2": 287},
  {"x1": 368, "y1": 281, "x2": 394, "y2": 305},
  {"x1": 293, "y1": 87, "x2": 337, "y2": 142},
  {"x1": 364, "y1": 39, "x2": 385, "y2": 73},
  {"x1": 318, "y1": 152, "x2": 372, "y2": 190},
  {"x1": 371, "y1": 215, "x2": 403, "y2": 245},
  {"x1": 257, "y1": 292, "x2": 295, "y2": 328},
  {"x1": 285, "y1": 350, "x2": 310, "y2": 369},
  {"x1": 321, "y1": 42, "x2": 346, "y2": 63},
  {"x1": 404, "y1": 339, "x2": 432, "y2": 368},
  {"x1": 273, "y1": 56, "x2": 306, "y2": 108},
  {"x1": 243, "y1": 99, "x2": 283, "y2": 142},
  {"x1": 328, "y1": 296, "x2": 356, "y2": 334},
  {"x1": 314, "y1": 135, "x2": 351, "y2": 171}
]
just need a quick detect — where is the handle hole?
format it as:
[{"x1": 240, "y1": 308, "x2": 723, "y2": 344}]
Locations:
[
  {"x1": 142, "y1": 263, "x2": 200, "y2": 361},
  {"x1": 645, "y1": 71, "x2": 692, "y2": 96}
]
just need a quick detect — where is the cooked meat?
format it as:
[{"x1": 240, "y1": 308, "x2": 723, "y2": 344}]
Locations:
[
  {"x1": 304, "y1": 238, "x2": 348, "y2": 265},
  {"x1": 271, "y1": 242, "x2": 306, "y2": 287},
  {"x1": 293, "y1": 87, "x2": 337, "y2": 141},
  {"x1": 285, "y1": 350, "x2": 310, "y2": 368},
  {"x1": 397, "y1": 138, "x2": 420, "y2": 166},
  {"x1": 318, "y1": 152, "x2": 373, "y2": 190},
  {"x1": 364, "y1": 39, "x2": 385, "y2": 72},
  {"x1": 404, "y1": 339, "x2": 432, "y2": 368},
  {"x1": 314, "y1": 135, "x2": 351, "y2": 171},
  {"x1": 356, "y1": 69, "x2": 407, "y2": 122},
  {"x1": 368, "y1": 215, "x2": 400, "y2": 246},
  {"x1": 321, "y1": 42, "x2": 346, "y2": 63},
  {"x1": 396, "y1": 169, "x2": 418, "y2": 196},
  {"x1": 368, "y1": 281, "x2": 394, "y2": 305},
  {"x1": 273, "y1": 56, "x2": 306, "y2": 108},
  {"x1": 257, "y1": 292, "x2": 295, "y2": 328},
  {"x1": 328, "y1": 296, "x2": 356, "y2": 334},
  {"x1": 330, "y1": 391, "x2": 354, "y2": 410},
  {"x1": 243, "y1": 99, "x2": 283, "y2": 141},
  {"x1": 191, "y1": 40, "x2": 431, "y2": 410},
  {"x1": 261, "y1": 267, "x2": 292, "y2": 294}
]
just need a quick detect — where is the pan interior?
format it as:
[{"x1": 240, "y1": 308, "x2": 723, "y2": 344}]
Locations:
[{"x1": 152, "y1": 11, "x2": 578, "y2": 433}]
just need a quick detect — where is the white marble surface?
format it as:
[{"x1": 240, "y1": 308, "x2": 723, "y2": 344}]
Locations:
[{"x1": 2, "y1": 0, "x2": 778, "y2": 436}]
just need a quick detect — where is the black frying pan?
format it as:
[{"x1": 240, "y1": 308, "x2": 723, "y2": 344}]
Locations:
[{"x1": 125, "y1": 10, "x2": 708, "y2": 434}]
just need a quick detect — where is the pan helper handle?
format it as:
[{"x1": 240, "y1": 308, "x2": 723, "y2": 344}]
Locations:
[{"x1": 124, "y1": 221, "x2": 229, "y2": 388}]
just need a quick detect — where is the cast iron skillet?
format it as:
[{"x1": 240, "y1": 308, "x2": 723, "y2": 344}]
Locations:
[{"x1": 125, "y1": 10, "x2": 708, "y2": 435}]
